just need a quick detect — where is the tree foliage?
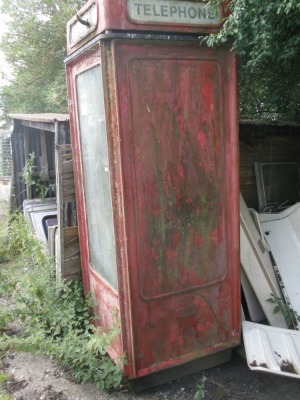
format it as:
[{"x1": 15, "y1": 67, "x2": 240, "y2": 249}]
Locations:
[
  {"x1": 209, "y1": 0, "x2": 300, "y2": 122},
  {"x1": 0, "y1": 0, "x2": 85, "y2": 118}
]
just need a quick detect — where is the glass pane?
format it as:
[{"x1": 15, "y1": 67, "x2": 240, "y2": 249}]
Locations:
[
  {"x1": 76, "y1": 65, "x2": 117, "y2": 290},
  {"x1": 262, "y1": 163, "x2": 300, "y2": 208}
]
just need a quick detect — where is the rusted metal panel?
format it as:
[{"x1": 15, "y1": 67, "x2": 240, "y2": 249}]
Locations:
[
  {"x1": 113, "y1": 40, "x2": 240, "y2": 376},
  {"x1": 66, "y1": 43, "x2": 136, "y2": 376},
  {"x1": 66, "y1": 36, "x2": 240, "y2": 379}
]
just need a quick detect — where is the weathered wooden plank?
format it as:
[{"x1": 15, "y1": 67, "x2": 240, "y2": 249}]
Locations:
[
  {"x1": 63, "y1": 226, "x2": 78, "y2": 240},
  {"x1": 62, "y1": 178, "x2": 74, "y2": 186},
  {"x1": 63, "y1": 195, "x2": 76, "y2": 203},
  {"x1": 62, "y1": 175, "x2": 74, "y2": 182},
  {"x1": 63, "y1": 191, "x2": 75, "y2": 199},
  {"x1": 240, "y1": 166, "x2": 255, "y2": 177},
  {"x1": 55, "y1": 124, "x2": 80, "y2": 281},
  {"x1": 64, "y1": 238, "x2": 80, "y2": 259},
  {"x1": 63, "y1": 190, "x2": 75, "y2": 198},
  {"x1": 23, "y1": 126, "x2": 32, "y2": 199},
  {"x1": 62, "y1": 187, "x2": 75, "y2": 197},
  {"x1": 62, "y1": 160, "x2": 74, "y2": 173},
  {"x1": 40, "y1": 130, "x2": 49, "y2": 180},
  {"x1": 55, "y1": 122, "x2": 64, "y2": 283},
  {"x1": 63, "y1": 257, "x2": 81, "y2": 277}
]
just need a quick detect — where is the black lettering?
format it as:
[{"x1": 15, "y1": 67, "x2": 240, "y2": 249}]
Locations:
[
  {"x1": 198, "y1": 8, "x2": 207, "y2": 19},
  {"x1": 188, "y1": 7, "x2": 197, "y2": 19},
  {"x1": 170, "y1": 5, "x2": 177, "y2": 17},
  {"x1": 143, "y1": 4, "x2": 151, "y2": 16},
  {"x1": 134, "y1": 3, "x2": 143, "y2": 16},
  {"x1": 178, "y1": 6, "x2": 187, "y2": 18},
  {"x1": 160, "y1": 5, "x2": 168, "y2": 17},
  {"x1": 153, "y1": 4, "x2": 160, "y2": 17}
]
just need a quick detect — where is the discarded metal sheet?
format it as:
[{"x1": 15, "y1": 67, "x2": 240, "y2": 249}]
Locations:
[
  {"x1": 23, "y1": 198, "x2": 57, "y2": 211},
  {"x1": 241, "y1": 268, "x2": 266, "y2": 323},
  {"x1": 260, "y1": 203, "x2": 300, "y2": 328},
  {"x1": 26, "y1": 210, "x2": 57, "y2": 242},
  {"x1": 23, "y1": 199, "x2": 57, "y2": 242},
  {"x1": 240, "y1": 194, "x2": 287, "y2": 328},
  {"x1": 48, "y1": 225, "x2": 58, "y2": 257},
  {"x1": 243, "y1": 321, "x2": 300, "y2": 378}
]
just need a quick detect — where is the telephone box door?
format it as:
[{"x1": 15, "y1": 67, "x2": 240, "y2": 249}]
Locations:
[{"x1": 108, "y1": 39, "x2": 240, "y2": 377}]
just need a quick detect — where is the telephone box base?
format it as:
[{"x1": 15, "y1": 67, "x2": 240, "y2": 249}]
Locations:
[{"x1": 129, "y1": 349, "x2": 233, "y2": 392}]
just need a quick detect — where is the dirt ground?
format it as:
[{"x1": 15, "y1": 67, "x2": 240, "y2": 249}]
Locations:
[{"x1": 2, "y1": 346, "x2": 300, "y2": 400}]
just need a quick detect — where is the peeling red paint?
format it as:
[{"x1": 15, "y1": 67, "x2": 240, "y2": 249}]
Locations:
[
  {"x1": 114, "y1": 42, "x2": 240, "y2": 375},
  {"x1": 196, "y1": 130, "x2": 207, "y2": 149},
  {"x1": 178, "y1": 164, "x2": 185, "y2": 178},
  {"x1": 194, "y1": 236, "x2": 202, "y2": 248}
]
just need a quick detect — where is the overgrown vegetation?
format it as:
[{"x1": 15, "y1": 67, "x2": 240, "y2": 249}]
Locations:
[
  {"x1": 0, "y1": 210, "x2": 124, "y2": 391},
  {"x1": 0, "y1": 370, "x2": 13, "y2": 400},
  {"x1": 208, "y1": 0, "x2": 300, "y2": 122},
  {"x1": 22, "y1": 152, "x2": 54, "y2": 201},
  {"x1": 268, "y1": 293, "x2": 300, "y2": 330}
]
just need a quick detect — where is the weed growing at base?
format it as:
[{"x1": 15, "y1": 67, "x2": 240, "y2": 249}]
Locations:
[
  {"x1": 194, "y1": 374, "x2": 207, "y2": 400},
  {"x1": 267, "y1": 293, "x2": 300, "y2": 329},
  {"x1": 0, "y1": 212, "x2": 124, "y2": 391}
]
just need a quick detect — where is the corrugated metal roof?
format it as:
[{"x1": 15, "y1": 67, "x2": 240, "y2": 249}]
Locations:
[{"x1": 8, "y1": 113, "x2": 69, "y2": 123}]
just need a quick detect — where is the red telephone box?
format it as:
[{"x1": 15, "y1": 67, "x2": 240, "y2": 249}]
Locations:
[{"x1": 65, "y1": 0, "x2": 240, "y2": 381}]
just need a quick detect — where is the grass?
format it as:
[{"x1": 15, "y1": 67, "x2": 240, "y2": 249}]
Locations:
[
  {"x1": 0, "y1": 204, "x2": 124, "y2": 391},
  {"x1": 0, "y1": 372, "x2": 9, "y2": 384},
  {"x1": 0, "y1": 366, "x2": 12, "y2": 400},
  {"x1": 0, "y1": 392, "x2": 13, "y2": 400}
]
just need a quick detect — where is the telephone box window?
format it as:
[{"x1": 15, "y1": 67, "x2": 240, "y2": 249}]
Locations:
[{"x1": 76, "y1": 65, "x2": 118, "y2": 289}]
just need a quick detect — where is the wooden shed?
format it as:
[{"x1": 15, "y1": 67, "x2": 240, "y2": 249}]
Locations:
[{"x1": 9, "y1": 113, "x2": 81, "y2": 281}]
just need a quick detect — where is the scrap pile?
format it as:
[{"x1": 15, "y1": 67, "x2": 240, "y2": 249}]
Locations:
[{"x1": 240, "y1": 162, "x2": 300, "y2": 378}]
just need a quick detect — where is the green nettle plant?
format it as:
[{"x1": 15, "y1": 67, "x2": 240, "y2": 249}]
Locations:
[
  {"x1": 0, "y1": 213, "x2": 124, "y2": 390},
  {"x1": 267, "y1": 293, "x2": 300, "y2": 329}
]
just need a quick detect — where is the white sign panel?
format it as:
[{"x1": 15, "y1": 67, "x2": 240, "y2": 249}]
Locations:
[{"x1": 127, "y1": 0, "x2": 221, "y2": 25}]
